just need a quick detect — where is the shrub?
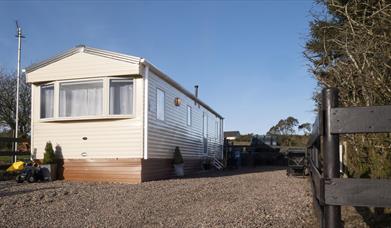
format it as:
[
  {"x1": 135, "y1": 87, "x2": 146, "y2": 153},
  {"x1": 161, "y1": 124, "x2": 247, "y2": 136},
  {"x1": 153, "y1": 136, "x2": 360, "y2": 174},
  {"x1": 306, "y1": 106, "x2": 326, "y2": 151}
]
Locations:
[
  {"x1": 43, "y1": 141, "x2": 56, "y2": 164},
  {"x1": 173, "y1": 147, "x2": 184, "y2": 164}
]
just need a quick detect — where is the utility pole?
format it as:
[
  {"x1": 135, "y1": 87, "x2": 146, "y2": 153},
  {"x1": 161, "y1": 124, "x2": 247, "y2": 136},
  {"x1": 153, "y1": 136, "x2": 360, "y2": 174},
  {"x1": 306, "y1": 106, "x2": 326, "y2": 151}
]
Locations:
[{"x1": 14, "y1": 21, "x2": 25, "y2": 162}]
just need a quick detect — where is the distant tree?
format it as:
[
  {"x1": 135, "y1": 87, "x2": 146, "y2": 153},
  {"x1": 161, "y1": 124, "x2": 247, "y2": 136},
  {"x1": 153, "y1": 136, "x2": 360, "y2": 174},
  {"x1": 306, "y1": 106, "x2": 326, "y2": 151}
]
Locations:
[
  {"x1": 0, "y1": 69, "x2": 31, "y2": 137},
  {"x1": 267, "y1": 116, "x2": 298, "y2": 136},
  {"x1": 267, "y1": 125, "x2": 280, "y2": 136},
  {"x1": 267, "y1": 117, "x2": 313, "y2": 147},
  {"x1": 284, "y1": 117, "x2": 299, "y2": 135},
  {"x1": 298, "y1": 123, "x2": 312, "y2": 136}
]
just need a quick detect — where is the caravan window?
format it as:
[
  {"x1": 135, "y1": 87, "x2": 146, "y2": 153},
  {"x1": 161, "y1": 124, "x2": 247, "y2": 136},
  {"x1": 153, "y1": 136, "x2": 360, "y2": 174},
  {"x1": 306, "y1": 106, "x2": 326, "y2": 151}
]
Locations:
[
  {"x1": 59, "y1": 80, "x2": 103, "y2": 117},
  {"x1": 187, "y1": 105, "x2": 192, "y2": 126},
  {"x1": 157, "y1": 88, "x2": 165, "y2": 121},
  {"x1": 40, "y1": 84, "x2": 54, "y2": 118},
  {"x1": 215, "y1": 120, "x2": 219, "y2": 139},
  {"x1": 203, "y1": 113, "x2": 208, "y2": 137},
  {"x1": 110, "y1": 79, "x2": 133, "y2": 115}
]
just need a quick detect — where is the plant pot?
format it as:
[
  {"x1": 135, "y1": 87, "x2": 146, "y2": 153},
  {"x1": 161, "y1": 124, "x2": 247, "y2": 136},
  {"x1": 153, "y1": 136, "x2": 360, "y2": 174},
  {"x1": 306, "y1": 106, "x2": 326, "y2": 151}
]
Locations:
[
  {"x1": 41, "y1": 164, "x2": 57, "y2": 181},
  {"x1": 174, "y1": 163, "x2": 184, "y2": 177}
]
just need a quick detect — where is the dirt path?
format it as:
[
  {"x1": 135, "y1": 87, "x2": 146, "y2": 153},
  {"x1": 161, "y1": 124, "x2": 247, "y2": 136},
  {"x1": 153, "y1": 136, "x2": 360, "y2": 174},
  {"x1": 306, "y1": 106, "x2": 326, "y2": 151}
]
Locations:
[{"x1": 0, "y1": 167, "x2": 315, "y2": 227}]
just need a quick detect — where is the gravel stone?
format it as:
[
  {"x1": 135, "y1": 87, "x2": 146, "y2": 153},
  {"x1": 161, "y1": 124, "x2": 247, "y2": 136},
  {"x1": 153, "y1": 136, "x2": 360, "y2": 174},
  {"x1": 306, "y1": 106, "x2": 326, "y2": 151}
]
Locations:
[{"x1": 0, "y1": 167, "x2": 316, "y2": 227}]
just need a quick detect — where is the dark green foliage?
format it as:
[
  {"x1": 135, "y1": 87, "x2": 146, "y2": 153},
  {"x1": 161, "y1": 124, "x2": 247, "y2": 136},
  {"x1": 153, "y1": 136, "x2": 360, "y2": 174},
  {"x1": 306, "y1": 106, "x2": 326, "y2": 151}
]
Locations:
[
  {"x1": 0, "y1": 130, "x2": 13, "y2": 152},
  {"x1": 43, "y1": 141, "x2": 56, "y2": 164},
  {"x1": 173, "y1": 146, "x2": 184, "y2": 164},
  {"x1": 235, "y1": 134, "x2": 253, "y2": 142},
  {"x1": 305, "y1": 0, "x2": 391, "y2": 178},
  {"x1": 265, "y1": 135, "x2": 307, "y2": 147},
  {"x1": 277, "y1": 135, "x2": 308, "y2": 147}
]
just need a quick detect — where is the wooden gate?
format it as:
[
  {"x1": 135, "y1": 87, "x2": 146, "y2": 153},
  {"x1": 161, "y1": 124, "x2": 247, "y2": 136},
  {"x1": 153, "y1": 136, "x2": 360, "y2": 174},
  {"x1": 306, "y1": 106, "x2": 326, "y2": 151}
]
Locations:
[{"x1": 307, "y1": 88, "x2": 391, "y2": 228}]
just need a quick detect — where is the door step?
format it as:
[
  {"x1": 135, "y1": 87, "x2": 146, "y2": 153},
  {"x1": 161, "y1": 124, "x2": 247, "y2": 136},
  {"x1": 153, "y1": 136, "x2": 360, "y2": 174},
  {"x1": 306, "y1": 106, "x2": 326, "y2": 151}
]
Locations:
[{"x1": 213, "y1": 157, "x2": 224, "y2": 170}]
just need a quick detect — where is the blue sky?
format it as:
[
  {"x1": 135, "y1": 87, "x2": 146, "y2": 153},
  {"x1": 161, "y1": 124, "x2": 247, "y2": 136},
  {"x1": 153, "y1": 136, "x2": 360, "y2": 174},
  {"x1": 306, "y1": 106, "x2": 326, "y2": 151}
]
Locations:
[{"x1": 0, "y1": 0, "x2": 318, "y2": 134}]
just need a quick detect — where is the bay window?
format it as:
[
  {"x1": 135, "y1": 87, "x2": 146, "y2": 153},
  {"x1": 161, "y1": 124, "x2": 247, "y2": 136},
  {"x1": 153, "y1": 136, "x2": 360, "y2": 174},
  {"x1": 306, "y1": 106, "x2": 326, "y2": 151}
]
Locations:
[{"x1": 39, "y1": 77, "x2": 135, "y2": 120}]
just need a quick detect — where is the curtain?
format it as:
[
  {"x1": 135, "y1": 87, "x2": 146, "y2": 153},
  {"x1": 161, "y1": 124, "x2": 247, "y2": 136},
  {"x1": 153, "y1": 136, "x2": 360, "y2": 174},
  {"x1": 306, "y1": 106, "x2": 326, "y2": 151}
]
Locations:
[
  {"x1": 110, "y1": 79, "x2": 133, "y2": 115},
  {"x1": 40, "y1": 85, "x2": 54, "y2": 118},
  {"x1": 59, "y1": 81, "x2": 103, "y2": 117}
]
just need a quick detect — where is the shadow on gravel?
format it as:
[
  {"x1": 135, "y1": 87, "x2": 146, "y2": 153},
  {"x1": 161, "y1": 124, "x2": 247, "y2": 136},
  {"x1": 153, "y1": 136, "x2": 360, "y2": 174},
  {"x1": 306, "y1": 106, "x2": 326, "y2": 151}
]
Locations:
[
  {"x1": 183, "y1": 166, "x2": 287, "y2": 180},
  {"x1": 0, "y1": 185, "x2": 58, "y2": 198}
]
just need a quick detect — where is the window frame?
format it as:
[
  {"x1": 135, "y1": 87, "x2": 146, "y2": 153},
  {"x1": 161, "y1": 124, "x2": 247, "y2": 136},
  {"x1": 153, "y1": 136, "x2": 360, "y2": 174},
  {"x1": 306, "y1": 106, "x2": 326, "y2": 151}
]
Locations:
[
  {"x1": 156, "y1": 88, "x2": 165, "y2": 121},
  {"x1": 39, "y1": 76, "x2": 136, "y2": 122}
]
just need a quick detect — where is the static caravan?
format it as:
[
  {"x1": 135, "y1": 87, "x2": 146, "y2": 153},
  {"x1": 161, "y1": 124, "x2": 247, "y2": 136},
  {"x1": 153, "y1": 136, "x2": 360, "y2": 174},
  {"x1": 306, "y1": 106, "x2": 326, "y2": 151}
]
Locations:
[{"x1": 26, "y1": 45, "x2": 224, "y2": 183}]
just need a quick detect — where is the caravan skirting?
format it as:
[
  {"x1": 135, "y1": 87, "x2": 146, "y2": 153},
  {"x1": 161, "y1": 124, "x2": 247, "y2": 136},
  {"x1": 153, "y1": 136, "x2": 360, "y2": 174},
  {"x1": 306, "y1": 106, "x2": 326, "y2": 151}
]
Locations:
[{"x1": 56, "y1": 158, "x2": 202, "y2": 183}]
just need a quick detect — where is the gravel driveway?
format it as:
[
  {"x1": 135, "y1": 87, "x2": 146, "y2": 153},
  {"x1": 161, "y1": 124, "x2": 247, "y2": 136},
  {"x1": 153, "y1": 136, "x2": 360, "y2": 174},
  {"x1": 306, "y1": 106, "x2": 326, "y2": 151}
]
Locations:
[{"x1": 0, "y1": 166, "x2": 315, "y2": 227}]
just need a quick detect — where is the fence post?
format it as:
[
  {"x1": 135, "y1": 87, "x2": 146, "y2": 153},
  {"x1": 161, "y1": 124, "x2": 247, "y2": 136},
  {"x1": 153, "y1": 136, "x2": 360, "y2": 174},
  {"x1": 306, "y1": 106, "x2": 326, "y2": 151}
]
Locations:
[{"x1": 321, "y1": 88, "x2": 341, "y2": 228}]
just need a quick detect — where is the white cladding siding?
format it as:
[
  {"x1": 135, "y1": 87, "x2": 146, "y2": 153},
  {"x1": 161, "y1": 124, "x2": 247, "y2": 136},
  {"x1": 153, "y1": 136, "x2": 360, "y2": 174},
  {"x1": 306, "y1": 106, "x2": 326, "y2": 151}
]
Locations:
[
  {"x1": 27, "y1": 52, "x2": 140, "y2": 83},
  {"x1": 147, "y1": 70, "x2": 223, "y2": 159},
  {"x1": 30, "y1": 77, "x2": 144, "y2": 159}
]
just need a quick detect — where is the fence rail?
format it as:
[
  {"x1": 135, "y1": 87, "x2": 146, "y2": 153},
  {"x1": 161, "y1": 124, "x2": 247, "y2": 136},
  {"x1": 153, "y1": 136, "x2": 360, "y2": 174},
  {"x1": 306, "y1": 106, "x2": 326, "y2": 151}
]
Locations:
[
  {"x1": 0, "y1": 137, "x2": 24, "y2": 143},
  {"x1": 307, "y1": 88, "x2": 391, "y2": 228}
]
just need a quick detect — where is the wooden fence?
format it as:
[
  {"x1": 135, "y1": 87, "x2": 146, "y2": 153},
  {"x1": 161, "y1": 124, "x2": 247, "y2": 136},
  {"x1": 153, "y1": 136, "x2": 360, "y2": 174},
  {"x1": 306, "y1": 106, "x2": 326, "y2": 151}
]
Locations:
[{"x1": 307, "y1": 88, "x2": 391, "y2": 228}]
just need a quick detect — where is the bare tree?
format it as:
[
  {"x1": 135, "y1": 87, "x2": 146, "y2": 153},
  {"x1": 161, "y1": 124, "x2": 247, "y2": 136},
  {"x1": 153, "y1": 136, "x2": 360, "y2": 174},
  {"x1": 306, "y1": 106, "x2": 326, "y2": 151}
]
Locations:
[
  {"x1": 0, "y1": 69, "x2": 30, "y2": 137},
  {"x1": 305, "y1": 0, "x2": 391, "y2": 178}
]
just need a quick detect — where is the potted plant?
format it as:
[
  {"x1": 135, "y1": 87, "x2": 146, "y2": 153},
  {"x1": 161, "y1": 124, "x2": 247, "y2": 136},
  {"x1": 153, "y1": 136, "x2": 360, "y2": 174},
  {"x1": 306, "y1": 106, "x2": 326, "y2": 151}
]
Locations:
[
  {"x1": 173, "y1": 146, "x2": 184, "y2": 177},
  {"x1": 41, "y1": 141, "x2": 57, "y2": 181}
]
